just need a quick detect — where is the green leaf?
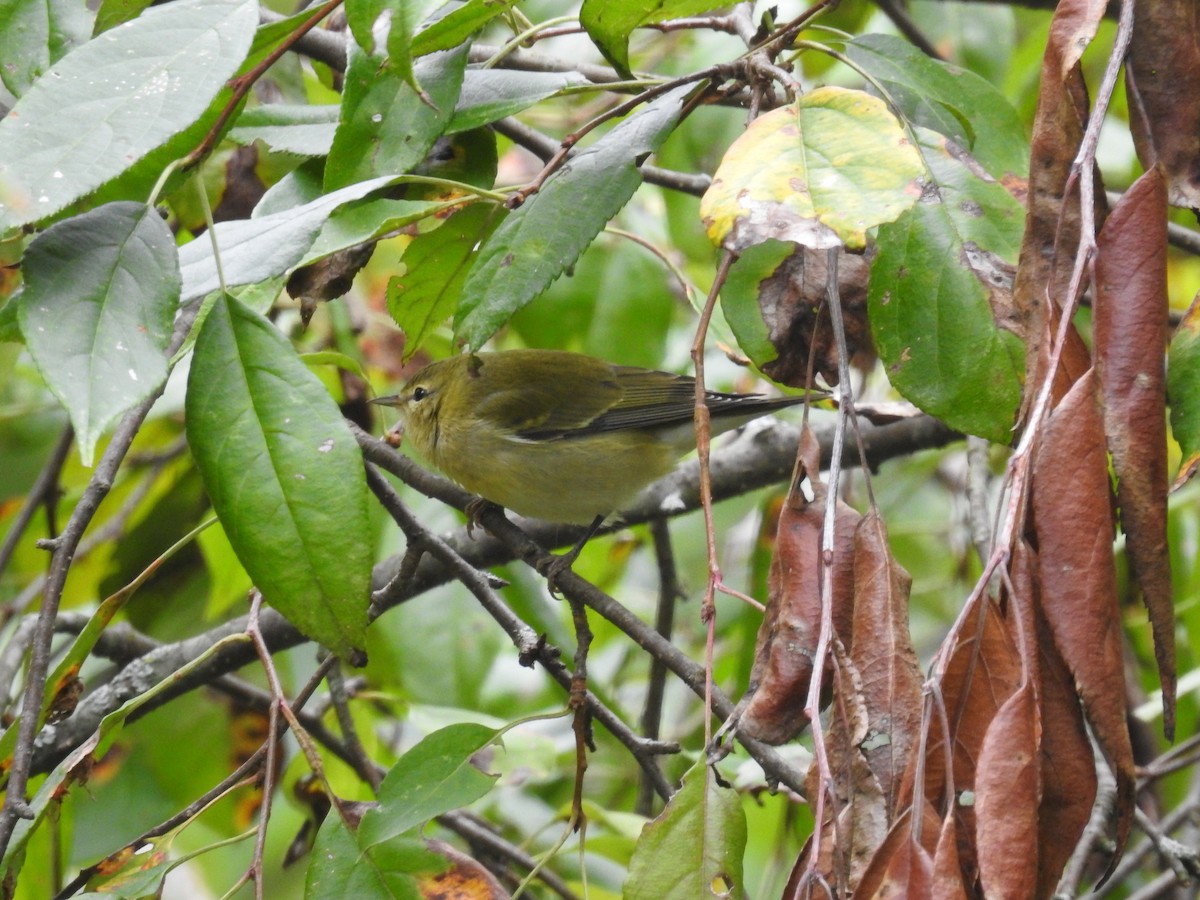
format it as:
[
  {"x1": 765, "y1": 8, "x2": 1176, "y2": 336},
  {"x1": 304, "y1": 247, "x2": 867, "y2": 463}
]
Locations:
[
  {"x1": 185, "y1": 293, "x2": 371, "y2": 660},
  {"x1": 359, "y1": 723, "x2": 501, "y2": 846},
  {"x1": 868, "y1": 130, "x2": 1025, "y2": 442},
  {"x1": 93, "y1": 0, "x2": 154, "y2": 34},
  {"x1": 625, "y1": 763, "x2": 748, "y2": 900},
  {"x1": 75, "y1": 7, "x2": 316, "y2": 215},
  {"x1": 448, "y1": 69, "x2": 587, "y2": 134},
  {"x1": 847, "y1": 33, "x2": 1029, "y2": 180},
  {"x1": 580, "y1": 0, "x2": 723, "y2": 76},
  {"x1": 306, "y1": 818, "x2": 429, "y2": 900},
  {"x1": 0, "y1": 0, "x2": 257, "y2": 231},
  {"x1": 388, "y1": 202, "x2": 502, "y2": 359},
  {"x1": 229, "y1": 104, "x2": 340, "y2": 157},
  {"x1": 18, "y1": 202, "x2": 179, "y2": 465},
  {"x1": 0, "y1": 0, "x2": 90, "y2": 97},
  {"x1": 412, "y1": 0, "x2": 517, "y2": 57},
  {"x1": 325, "y1": 43, "x2": 469, "y2": 191},
  {"x1": 0, "y1": 293, "x2": 21, "y2": 343},
  {"x1": 301, "y1": 197, "x2": 443, "y2": 267},
  {"x1": 228, "y1": 70, "x2": 585, "y2": 156},
  {"x1": 455, "y1": 84, "x2": 692, "y2": 349},
  {"x1": 701, "y1": 86, "x2": 924, "y2": 251},
  {"x1": 178, "y1": 175, "x2": 396, "y2": 302},
  {"x1": 1169, "y1": 298, "x2": 1200, "y2": 488},
  {"x1": 721, "y1": 239, "x2": 796, "y2": 371}
]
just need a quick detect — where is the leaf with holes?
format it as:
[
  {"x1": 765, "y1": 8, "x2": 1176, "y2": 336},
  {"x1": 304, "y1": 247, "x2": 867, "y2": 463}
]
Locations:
[{"x1": 625, "y1": 762, "x2": 747, "y2": 900}]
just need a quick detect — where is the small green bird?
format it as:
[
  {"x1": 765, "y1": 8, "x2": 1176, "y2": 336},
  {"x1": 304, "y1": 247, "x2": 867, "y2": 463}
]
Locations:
[{"x1": 374, "y1": 349, "x2": 822, "y2": 525}]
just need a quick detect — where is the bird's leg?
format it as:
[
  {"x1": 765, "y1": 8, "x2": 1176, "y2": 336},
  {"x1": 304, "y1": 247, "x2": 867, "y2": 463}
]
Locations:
[
  {"x1": 464, "y1": 496, "x2": 505, "y2": 539},
  {"x1": 539, "y1": 514, "x2": 606, "y2": 595}
]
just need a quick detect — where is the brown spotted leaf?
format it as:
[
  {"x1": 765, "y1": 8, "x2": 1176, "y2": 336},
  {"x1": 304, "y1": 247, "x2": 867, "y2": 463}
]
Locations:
[
  {"x1": 1031, "y1": 368, "x2": 1134, "y2": 870},
  {"x1": 850, "y1": 511, "x2": 923, "y2": 817},
  {"x1": 1093, "y1": 165, "x2": 1175, "y2": 739},
  {"x1": 740, "y1": 427, "x2": 861, "y2": 744},
  {"x1": 1126, "y1": 0, "x2": 1200, "y2": 209},
  {"x1": 1011, "y1": 0, "x2": 1107, "y2": 414}
]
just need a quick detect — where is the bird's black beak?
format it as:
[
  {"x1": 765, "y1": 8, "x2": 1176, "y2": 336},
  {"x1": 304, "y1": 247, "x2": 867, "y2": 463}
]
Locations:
[{"x1": 369, "y1": 395, "x2": 401, "y2": 407}]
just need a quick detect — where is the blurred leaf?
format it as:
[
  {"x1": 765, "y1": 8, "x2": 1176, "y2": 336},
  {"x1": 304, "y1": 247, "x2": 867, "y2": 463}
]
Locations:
[
  {"x1": 625, "y1": 762, "x2": 747, "y2": 900},
  {"x1": 869, "y1": 130, "x2": 1025, "y2": 442},
  {"x1": 230, "y1": 70, "x2": 586, "y2": 157},
  {"x1": 1126, "y1": 0, "x2": 1200, "y2": 208},
  {"x1": 0, "y1": 0, "x2": 90, "y2": 97},
  {"x1": 449, "y1": 69, "x2": 588, "y2": 134},
  {"x1": 93, "y1": 0, "x2": 153, "y2": 34},
  {"x1": 847, "y1": 33, "x2": 1029, "y2": 179},
  {"x1": 18, "y1": 202, "x2": 179, "y2": 465},
  {"x1": 580, "y1": 0, "x2": 722, "y2": 77},
  {"x1": 388, "y1": 202, "x2": 502, "y2": 360},
  {"x1": 1168, "y1": 296, "x2": 1200, "y2": 488},
  {"x1": 1093, "y1": 166, "x2": 1175, "y2": 738},
  {"x1": 186, "y1": 293, "x2": 371, "y2": 660},
  {"x1": 360, "y1": 723, "x2": 500, "y2": 847},
  {"x1": 0, "y1": 0, "x2": 257, "y2": 231},
  {"x1": 325, "y1": 43, "x2": 469, "y2": 191},
  {"x1": 701, "y1": 87, "x2": 923, "y2": 252},
  {"x1": 455, "y1": 84, "x2": 692, "y2": 349}
]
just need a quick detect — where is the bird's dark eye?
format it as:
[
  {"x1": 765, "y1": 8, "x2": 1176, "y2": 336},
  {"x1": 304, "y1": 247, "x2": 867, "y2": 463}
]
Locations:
[{"x1": 412, "y1": 386, "x2": 430, "y2": 402}]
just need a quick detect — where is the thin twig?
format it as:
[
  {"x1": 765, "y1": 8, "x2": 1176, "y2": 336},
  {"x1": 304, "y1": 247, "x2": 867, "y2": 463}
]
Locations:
[
  {"x1": 637, "y1": 518, "x2": 681, "y2": 816},
  {"x1": 363, "y1": 465, "x2": 677, "y2": 801},
  {"x1": 0, "y1": 291, "x2": 203, "y2": 855},
  {"x1": 0, "y1": 426, "x2": 72, "y2": 594}
]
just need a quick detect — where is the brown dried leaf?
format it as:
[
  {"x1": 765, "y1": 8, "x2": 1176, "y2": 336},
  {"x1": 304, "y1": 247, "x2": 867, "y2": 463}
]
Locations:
[
  {"x1": 1031, "y1": 368, "x2": 1135, "y2": 868},
  {"x1": 904, "y1": 599, "x2": 1020, "y2": 815},
  {"x1": 740, "y1": 427, "x2": 861, "y2": 744},
  {"x1": 420, "y1": 840, "x2": 511, "y2": 899},
  {"x1": 755, "y1": 244, "x2": 876, "y2": 387},
  {"x1": 1025, "y1": 546, "x2": 1097, "y2": 898},
  {"x1": 1012, "y1": 0, "x2": 1107, "y2": 417},
  {"x1": 975, "y1": 683, "x2": 1041, "y2": 900},
  {"x1": 792, "y1": 649, "x2": 891, "y2": 895},
  {"x1": 1126, "y1": 0, "x2": 1200, "y2": 209},
  {"x1": 851, "y1": 803, "x2": 939, "y2": 900},
  {"x1": 1093, "y1": 166, "x2": 1175, "y2": 738},
  {"x1": 930, "y1": 810, "x2": 970, "y2": 900},
  {"x1": 896, "y1": 597, "x2": 1020, "y2": 891},
  {"x1": 850, "y1": 511, "x2": 922, "y2": 817}
]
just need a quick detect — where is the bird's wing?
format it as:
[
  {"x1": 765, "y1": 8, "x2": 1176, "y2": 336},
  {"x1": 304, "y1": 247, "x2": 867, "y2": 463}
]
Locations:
[{"x1": 472, "y1": 353, "x2": 625, "y2": 439}]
